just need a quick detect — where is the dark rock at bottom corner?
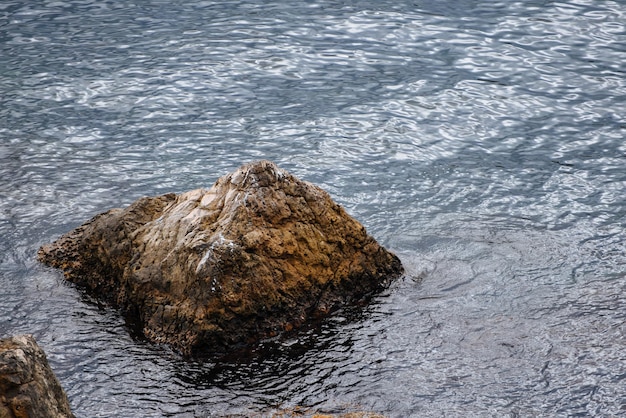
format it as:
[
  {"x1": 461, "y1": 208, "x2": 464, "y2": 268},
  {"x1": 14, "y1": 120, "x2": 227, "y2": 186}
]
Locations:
[{"x1": 0, "y1": 335, "x2": 74, "y2": 418}]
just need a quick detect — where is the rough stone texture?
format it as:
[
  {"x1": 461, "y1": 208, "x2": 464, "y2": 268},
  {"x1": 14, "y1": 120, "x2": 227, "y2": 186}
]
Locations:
[
  {"x1": 38, "y1": 161, "x2": 403, "y2": 356},
  {"x1": 0, "y1": 335, "x2": 74, "y2": 418}
]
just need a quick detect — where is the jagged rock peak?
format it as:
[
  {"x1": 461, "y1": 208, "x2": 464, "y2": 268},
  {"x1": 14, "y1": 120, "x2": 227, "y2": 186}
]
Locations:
[{"x1": 227, "y1": 160, "x2": 288, "y2": 188}]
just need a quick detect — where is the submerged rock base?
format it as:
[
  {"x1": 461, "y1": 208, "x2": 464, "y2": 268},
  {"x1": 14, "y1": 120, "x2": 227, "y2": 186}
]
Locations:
[
  {"x1": 38, "y1": 161, "x2": 403, "y2": 356},
  {"x1": 0, "y1": 335, "x2": 74, "y2": 418}
]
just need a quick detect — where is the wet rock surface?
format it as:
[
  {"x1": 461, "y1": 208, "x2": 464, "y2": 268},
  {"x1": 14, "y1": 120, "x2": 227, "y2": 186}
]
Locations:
[
  {"x1": 38, "y1": 161, "x2": 403, "y2": 356},
  {"x1": 0, "y1": 335, "x2": 74, "y2": 418}
]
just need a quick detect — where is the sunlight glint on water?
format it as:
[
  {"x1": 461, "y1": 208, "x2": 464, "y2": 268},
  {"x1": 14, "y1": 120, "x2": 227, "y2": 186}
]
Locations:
[{"x1": 1, "y1": 0, "x2": 625, "y2": 416}]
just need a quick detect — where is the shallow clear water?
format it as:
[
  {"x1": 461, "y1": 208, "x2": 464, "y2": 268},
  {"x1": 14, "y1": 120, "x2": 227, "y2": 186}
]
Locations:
[{"x1": 1, "y1": 0, "x2": 625, "y2": 416}]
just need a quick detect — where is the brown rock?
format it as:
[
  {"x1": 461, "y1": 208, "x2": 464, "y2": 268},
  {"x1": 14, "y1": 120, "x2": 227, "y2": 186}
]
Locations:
[
  {"x1": 0, "y1": 335, "x2": 74, "y2": 418},
  {"x1": 38, "y1": 161, "x2": 403, "y2": 356}
]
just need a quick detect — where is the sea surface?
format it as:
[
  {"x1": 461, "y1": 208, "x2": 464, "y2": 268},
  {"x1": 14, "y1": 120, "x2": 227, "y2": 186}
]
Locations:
[{"x1": 1, "y1": 0, "x2": 625, "y2": 416}]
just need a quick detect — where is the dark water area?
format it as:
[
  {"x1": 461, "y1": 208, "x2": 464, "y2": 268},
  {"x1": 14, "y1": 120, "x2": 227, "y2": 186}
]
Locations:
[{"x1": 1, "y1": 0, "x2": 625, "y2": 416}]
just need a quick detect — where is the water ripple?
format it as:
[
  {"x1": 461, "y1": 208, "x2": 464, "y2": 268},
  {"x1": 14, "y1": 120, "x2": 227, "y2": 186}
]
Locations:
[{"x1": 1, "y1": 0, "x2": 625, "y2": 416}]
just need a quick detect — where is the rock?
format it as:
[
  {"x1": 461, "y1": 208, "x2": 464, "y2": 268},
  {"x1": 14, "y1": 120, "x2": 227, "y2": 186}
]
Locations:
[
  {"x1": 38, "y1": 161, "x2": 403, "y2": 356},
  {"x1": 0, "y1": 335, "x2": 74, "y2": 418}
]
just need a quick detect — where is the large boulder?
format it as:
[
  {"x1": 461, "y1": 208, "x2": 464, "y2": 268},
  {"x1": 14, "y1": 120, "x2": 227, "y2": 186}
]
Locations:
[
  {"x1": 0, "y1": 335, "x2": 74, "y2": 418},
  {"x1": 38, "y1": 161, "x2": 403, "y2": 356}
]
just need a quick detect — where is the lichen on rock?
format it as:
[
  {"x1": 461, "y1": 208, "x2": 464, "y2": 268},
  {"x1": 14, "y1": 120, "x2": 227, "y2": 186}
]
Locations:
[{"x1": 38, "y1": 161, "x2": 403, "y2": 356}]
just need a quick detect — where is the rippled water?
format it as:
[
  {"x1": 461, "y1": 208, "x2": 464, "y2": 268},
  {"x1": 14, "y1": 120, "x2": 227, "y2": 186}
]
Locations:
[{"x1": 1, "y1": 0, "x2": 625, "y2": 416}]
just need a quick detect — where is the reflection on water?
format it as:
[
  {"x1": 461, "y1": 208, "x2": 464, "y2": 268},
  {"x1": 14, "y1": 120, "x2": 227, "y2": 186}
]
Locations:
[{"x1": 1, "y1": 0, "x2": 625, "y2": 416}]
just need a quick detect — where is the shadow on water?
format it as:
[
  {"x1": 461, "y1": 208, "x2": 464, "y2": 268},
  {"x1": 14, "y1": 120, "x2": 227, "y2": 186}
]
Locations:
[
  {"x1": 70, "y1": 272, "x2": 382, "y2": 391},
  {"x1": 174, "y1": 307, "x2": 366, "y2": 390}
]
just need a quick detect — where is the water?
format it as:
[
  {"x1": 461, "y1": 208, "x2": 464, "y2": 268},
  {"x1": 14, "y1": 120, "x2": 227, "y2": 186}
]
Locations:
[{"x1": 1, "y1": 0, "x2": 625, "y2": 416}]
